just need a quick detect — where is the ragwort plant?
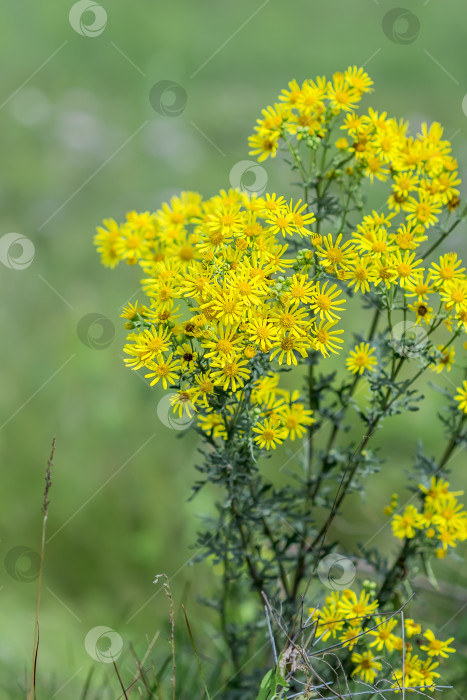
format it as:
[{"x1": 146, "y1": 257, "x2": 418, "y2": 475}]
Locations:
[{"x1": 95, "y1": 67, "x2": 467, "y2": 698}]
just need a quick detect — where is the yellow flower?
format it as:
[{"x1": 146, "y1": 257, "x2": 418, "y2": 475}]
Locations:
[
  {"x1": 439, "y1": 279, "x2": 467, "y2": 312},
  {"x1": 368, "y1": 616, "x2": 398, "y2": 652},
  {"x1": 192, "y1": 372, "x2": 217, "y2": 407},
  {"x1": 315, "y1": 233, "x2": 356, "y2": 272},
  {"x1": 245, "y1": 317, "x2": 278, "y2": 352},
  {"x1": 175, "y1": 343, "x2": 198, "y2": 371},
  {"x1": 269, "y1": 335, "x2": 310, "y2": 366},
  {"x1": 170, "y1": 389, "x2": 197, "y2": 418},
  {"x1": 211, "y1": 355, "x2": 251, "y2": 392},
  {"x1": 429, "y1": 345, "x2": 455, "y2": 374},
  {"x1": 338, "y1": 624, "x2": 361, "y2": 650},
  {"x1": 346, "y1": 256, "x2": 372, "y2": 293},
  {"x1": 309, "y1": 281, "x2": 346, "y2": 321},
  {"x1": 391, "y1": 505, "x2": 425, "y2": 539},
  {"x1": 406, "y1": 191, "x2": 442, "y2": 228},
  {"x1": 288, "y1": 273, "x2": 316, "y2": 304},
  {"x1": 271, "y1": 303, "x2": 310, "y2": 338},
  {"x1": 338, "y1": 590, "x2": 379, "y2": 620},
  {"x1": 124, "y1": 326, "x2": 172, "y2": 369},
  {"x1": 278, "y1": 403, "x2": 314, "y2": 440},
  {"x1": 391, "y1": 249, "x2": 424, "y2": 288},
  {"x1": 351, "y1": 650, "x2": 382, "y2": 684},
  {"x1": 202, "y1": 326, "x2": 244, "y2": 360},
  {"x1": 408, "y1": 300, "x2": 433, "y2": 325},
  {"x1": 430, "y1": 253, "x2": 465, "y2": 287},
  {"x1": 420, "y1": 630, "x2": 456, "y2": 658},
  {"x1": 345, "y1": 342, "x2": 377, "y2": 375},
  {"x1": 418, "y1": 659, "x2": 440, "y2": 689},
  {"x1": 311, "y1": 321, "x2": 344, "y2": 357},
  {"x1": 405, "y1": 618, "x2": 422, "y2": 638},
  {"x1": 144, "y1": 353, "x2": 180, "y2": 389},
  {"x1": 253, "y1": 418, "x2": 286, "y2": 450},
  {"x1": 454, "y1": 380, "x2": 467, "y2": 413},
  {"x1": 197, "y1": 412, "x2": 228, "y2": 440}
]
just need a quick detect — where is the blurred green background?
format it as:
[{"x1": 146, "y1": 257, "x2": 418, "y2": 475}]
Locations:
[{"x1": 1, "y1": 0, "x2": 467, "y2": 697}]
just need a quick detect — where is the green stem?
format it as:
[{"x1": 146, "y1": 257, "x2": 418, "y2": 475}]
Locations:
[
  {"x1": 437, "y1": 414, "x2": 466, "y2": 472},
  {"x1": 418, "y1": 216, "x2": 463, "y2": 262}
]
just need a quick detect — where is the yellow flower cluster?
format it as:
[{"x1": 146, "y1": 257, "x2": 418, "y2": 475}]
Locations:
[
  {"x1": 310, "y1": 588, "x2": 455, "y2": 689},
  {"x1": 95, "y1": 191, "x2": 335, "y2": 445},
  {"x1": 249, "y1": 67, "x2": 374, "y2": 161},
  {"x1": 248, "y1": 69, "x2": 466, "y2": 397},
  {"x1": 388, "y1": 478, "x2": 467, "y2": 557},
  {"x1": 95, "y1": 68, "x2": 466, "y2": 445}
]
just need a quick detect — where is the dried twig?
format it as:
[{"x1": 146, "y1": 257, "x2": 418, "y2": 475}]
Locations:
[
  {"x1": 28, "y1": 437, "x2": 55, "y2": 700},
  {"x1": 154, "y1": 575, "x2": 176, "y2": 700}
]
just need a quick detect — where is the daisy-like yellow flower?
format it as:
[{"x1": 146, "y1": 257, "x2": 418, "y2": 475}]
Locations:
[
  {"x1": 271, "y1": 303, "x2": 310, "y2": 338},
  {"x1": 124, "y1": 326, "x2": 172, "y2": 369},
  {"x1": 248, "y1": 129, "x2": 280, "y2": 162},
  {"x1": 439, "y1": 279, "x2": 467, "y2": 312},
  {"x1": 245, "y1": 317, "x2": 278, "y2": 352},
  {"x1": 120, "y1": 301, "x2": 148, "y2": 323},
  {"x1": 454, "y1": 380, "x2": 467, "y2": 413},
  {"x1": 418, "y1": 659, "x2": 441, "y2": 689},
  {"x1": 405, "y1": 619, "x2": 422, "y2": 638},
  {"x1": 202, "y1": 326, "x2": 244, "y2": 359},
  {"x1": 391, "y1": 504, "x2": 425, "y2": 539},
  {"x1": 175, "y1": 343, "x2": 198, "y2": 371},
  {"x1": 391, "y1": 250, "x2": 425, "y2": 288},
  {"x1": 170, "y1": 389, "x2": 198, "y2": 418},
  {"x1": 144, "y1": 353, "x2": 180, "y2": 389},
  {"x1": 430, "y1": 253, "x2": 465, "y2": 287},
  {"x1": 210, "y1": 355, "x2": 251, "y2": 392},
  {"x1": 429, "y1": 345, "x2": 455, "y2": 374},
  {"x1": 253, "y1": 418, "x2": 286, "y2": 450},
  {"x1": 419, "y1": 477, "x2": 464, "y2": 504},
  {"x1": 278, "y1": 403, "x2": 314, "y2": 440},
  {"x1": 328, "y1": 72, "x2": 360, "y2": 113},
  {"x1": 269, "y1": 334, "x2": 310, "y2": 366},
  {"x1": 309, "y1": 603, "x2": 345, "y2": 641},
  {"x1": 309, "y1": 281, "x2": 346, "y2": 321},
  {"x1": 288, "y1": 273, "x2": 316, "y2": 304},
  {"x1": 192, "y1": 372, "x2": 217, "y2": 407},
  {"x1": 204, "y1": 289, "x2": 245, "y2": 325},
  {"x1": 404, "y1": 273, "x2": 435, "y2": 300},
  {"x1": 420, "y1": 630, "x2": 456, "y2": 658},
  {"x1": 315, "y1": 233, "x2": 356, "y2": 272},
  {"x1": 346, "y1": 256, "x2": 372, "y2": 294},
  {"x1": 368, "y1": 616, "x2": 398, "y2": 652},
  {"x1": 351, "y1": 650, "x2": 382, "y2": 684},
  {"x1": 408, "y1": 300, "x2": 433, "y2": 325},
  {"x1": 197, "y1": 412, "x2": 228, "y2": 440},
  {"x1": 345, "y1": 342, "x2": 377, "y2": 375},
  {"x1": 339, "y1": 589, "x2": 379, "y2": 620},
  {"x1": 406, "y1": 191, "x2": 443, "y2": 228},
  {"x1": 311, "y1": 321, "x2": 344, "y2": 357},
  {"x1": 338, "y1": 624, "x2": 362, "y2": 650}
]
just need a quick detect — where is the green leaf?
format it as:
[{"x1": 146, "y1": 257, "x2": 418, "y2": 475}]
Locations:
[{"x1": 255, "y1": 664, "x2": 290, "y2": 700}]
